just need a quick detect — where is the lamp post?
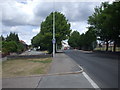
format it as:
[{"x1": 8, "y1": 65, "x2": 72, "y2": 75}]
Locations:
[{"x1": 52, "y1": 12, "x2": 55, "y2": 57}]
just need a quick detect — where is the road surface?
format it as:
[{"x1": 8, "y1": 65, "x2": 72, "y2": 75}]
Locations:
[{"x1": 64, "y1": 50, "x2": 118, "y2": 88}]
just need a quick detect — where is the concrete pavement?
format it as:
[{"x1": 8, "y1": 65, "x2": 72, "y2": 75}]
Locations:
[
  {"x1": 2, "y1": 51, "x2": 97, "y2": 88},
  {"x1": 37, "y1": 52, "x2": 94, "y2": 88},
  {"x1": 2, "y1": 76, "x2": 41, "y2": 88},
  {"x1": 37, "y1": 74, "x2": 93, "y2": 88},
  {"x1": 48, "y1": 52, "x2": 82, "y2": 74}
]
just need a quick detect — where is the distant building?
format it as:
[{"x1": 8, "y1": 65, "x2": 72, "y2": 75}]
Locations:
[
  {"x1": 19, "y1": 40, "x2": 26, "y2": 45},
  {"x1": 19, "y1": 40, "x2": 28, "y2": 50},
  {"x1": 61, "y1": 41, "x2": 70, "y2": 50}
]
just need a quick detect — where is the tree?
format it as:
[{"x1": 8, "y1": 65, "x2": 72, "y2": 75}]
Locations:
[
  {"x1": 31, "y1": 12, "x2": 71, "y2": 53},
  {"x1": 31, "y1": 33, "x2": 42, "y2": 48},
  {"x1": 88, "y1": 2, "x2": 111, "y2": 51},
  {"x1": 0, "y1": 35, "x2": 5, "y2": 41},
  {"x1": 2, "y1": 33, "x2": 27, "y2": 54},
  {"x1": 2, "y1": 41, "x2": 18, "y2": 53},
  {"x1": 78, "y1": 33, "x2": 85, "y2": 49},
  {"x1": 17, "y1": 42, "x2": 24, "y2": 53},
  {"x1": 68, "y1": 27, "x2": 96, "y2": 51},
  {"x1": 68, "y1": 31, "x2": 80, "y2": 49},
  {"x1": 6, "y1": 32, "x2": 19, "y2": 42},
  {"x1": 0, "y1": 35, "x2": 4, "y2": 51},
  {"x1": 88, "y1": 2, "x2": 120, "y2": 52},
  {"x1": 82, "y1": 27, "x2": 97, "y2": 50},
  {"x1": 107, "y1": 2, "x2": 120, "y2": 52},
  {"x1": 77, "y1": 27, "x2": 96, "y2": 50}
]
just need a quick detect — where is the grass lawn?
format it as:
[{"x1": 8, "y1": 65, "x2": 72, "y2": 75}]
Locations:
[
  {"x1": 2, "y1": 58, "x2": 52, "y2": 78},
  {"x1": 94, "y1": 47, "x2": 120, "y2": 52},
  {"x1": 40, "y1": 50, "x2": 49, "y2": 53}
]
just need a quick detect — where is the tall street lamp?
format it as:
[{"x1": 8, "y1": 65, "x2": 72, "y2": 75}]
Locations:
[{"x1": 52, "y1": 12, "x2": 55, "y2": 57}]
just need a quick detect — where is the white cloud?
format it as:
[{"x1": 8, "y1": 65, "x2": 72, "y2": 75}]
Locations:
[
  {"x1": 10, "y1": 26, "x2": 18, "y2": 32},
  {"x1": 70, "y1": 21, "x2": 88, "y2": 34},
  {"x1": 2, "y1": 0, "x2": 36, "y2": 26},
  {"x1": 32, "y1": 27, "x2": 40, "y2": 33},
  {"x1": 1, "y1": 0, "x2": 115, "y2": 45},
  {"x1": 1, "y1": 1, "x2": 101, "y2": 26}
]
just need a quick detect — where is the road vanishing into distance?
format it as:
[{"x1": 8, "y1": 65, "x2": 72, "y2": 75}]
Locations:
[{"x1": 64, "y1": 50, "x2": 118, "y2": 88}]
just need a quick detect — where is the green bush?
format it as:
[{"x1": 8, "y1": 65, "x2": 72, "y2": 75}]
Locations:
[{"x1": 2, "y1": 41, "x2": 18, "y2": 53}]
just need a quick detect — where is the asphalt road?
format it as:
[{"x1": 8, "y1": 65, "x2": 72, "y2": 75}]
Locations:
[{"x1": 64, "y1": 50, "x2": 118, "y2": 88}]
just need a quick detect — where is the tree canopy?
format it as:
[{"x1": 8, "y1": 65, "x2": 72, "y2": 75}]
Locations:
[
  {"x1": 31, "y1": 12, "x2": 71, "y2": 53},
  {"x1": 88, "y1": 2, "x2": 120, "y2": 52},
  {"x1": 68, "y1": 27, "x2": 96, "y2": 50},
  {"x1": 2, "y1": 32, "x2": 27, "y2": 54},
  {"x1": 68, "y1": 31, "x2": 80, "y2": 49},
  {"x1": 6, "y1": 32, "x2": 19, "y2": 42}
]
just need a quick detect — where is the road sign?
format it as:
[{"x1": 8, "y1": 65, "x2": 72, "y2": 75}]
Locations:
[{"x1": 52, "y1": 39, "x2": 56, "y2": 44}]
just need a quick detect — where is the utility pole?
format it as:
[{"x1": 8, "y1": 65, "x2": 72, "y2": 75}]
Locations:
[{"x1": 53, "y1": 12, "x2": 55, "y2": 57}]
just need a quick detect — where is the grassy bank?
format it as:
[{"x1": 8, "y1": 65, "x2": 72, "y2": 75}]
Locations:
[{"x1": 2, "y1": 58, "x2": 52, "y2": 78}]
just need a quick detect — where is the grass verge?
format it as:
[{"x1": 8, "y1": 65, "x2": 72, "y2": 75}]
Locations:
[
  {"x1": 94, "y1": 47, "x2": 120, "y2": 52},
  {"x1": 2, "y1": 58, "x2": 52, "y2": 78}
]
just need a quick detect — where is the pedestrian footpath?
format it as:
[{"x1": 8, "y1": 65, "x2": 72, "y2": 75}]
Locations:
[
  {"x1": 48, "y1": 51, "x2": 82, "y2": 74},
  {"x1": 37, "y1": 51, "x2": 95, "y2": 88}
]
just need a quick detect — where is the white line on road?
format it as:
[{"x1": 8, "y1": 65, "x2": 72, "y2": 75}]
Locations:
[{"x1": 82, "y1": 72, "x2": 100, "y2": 89}]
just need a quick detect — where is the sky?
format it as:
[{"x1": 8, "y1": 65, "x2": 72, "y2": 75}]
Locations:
[{"x1": 0, "y1": 0, "x2": 115, "y2": 45}]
